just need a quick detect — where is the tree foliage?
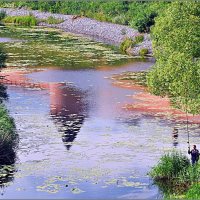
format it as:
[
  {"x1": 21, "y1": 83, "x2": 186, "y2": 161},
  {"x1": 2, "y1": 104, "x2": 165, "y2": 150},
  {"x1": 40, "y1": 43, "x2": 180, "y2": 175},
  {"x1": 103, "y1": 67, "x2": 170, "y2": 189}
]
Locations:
[{"x1": 147, "y1": 1, "x2": 200, "y2": 114}]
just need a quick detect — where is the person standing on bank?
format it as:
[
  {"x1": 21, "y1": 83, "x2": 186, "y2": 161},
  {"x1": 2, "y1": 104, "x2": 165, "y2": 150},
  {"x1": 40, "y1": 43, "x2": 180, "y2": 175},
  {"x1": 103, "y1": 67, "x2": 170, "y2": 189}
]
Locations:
[{"x1": 188, "y1": 145, "x2": 199, "y2": 165}]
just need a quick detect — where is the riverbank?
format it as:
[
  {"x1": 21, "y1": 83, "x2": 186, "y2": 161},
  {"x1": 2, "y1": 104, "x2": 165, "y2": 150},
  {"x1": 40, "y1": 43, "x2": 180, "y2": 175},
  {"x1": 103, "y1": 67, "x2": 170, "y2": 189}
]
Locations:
[
  {"x1": 0, "y1": 102, "x2": 16, "y2": 165},
  {"x1": 0, "y1": 8, "x2": 152, "y2": 57},
  {"x1": 149, "y1": 151, "x2": 200, "y2": 199},
  {"x1": 112, "y1": 72, "x2": 200, "y2": 124}
]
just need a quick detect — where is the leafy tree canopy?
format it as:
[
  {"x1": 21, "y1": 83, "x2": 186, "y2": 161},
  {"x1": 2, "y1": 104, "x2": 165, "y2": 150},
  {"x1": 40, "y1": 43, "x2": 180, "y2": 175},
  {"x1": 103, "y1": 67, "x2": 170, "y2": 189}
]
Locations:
[{"x1": 147, "y1": 1, "x2": 200, "y2": 114}]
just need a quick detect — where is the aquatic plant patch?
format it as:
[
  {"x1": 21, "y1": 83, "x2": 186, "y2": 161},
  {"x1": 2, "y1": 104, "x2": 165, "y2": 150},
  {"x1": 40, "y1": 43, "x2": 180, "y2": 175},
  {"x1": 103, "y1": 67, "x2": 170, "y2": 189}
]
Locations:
[{"x1": 0, "y1": 25, "x2": 134, "y2": 68}]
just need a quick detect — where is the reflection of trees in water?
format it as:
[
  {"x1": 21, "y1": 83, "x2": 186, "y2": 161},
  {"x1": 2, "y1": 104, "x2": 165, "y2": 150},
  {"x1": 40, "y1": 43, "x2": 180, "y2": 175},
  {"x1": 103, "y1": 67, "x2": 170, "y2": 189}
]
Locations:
[
  {"x1": 52, "y1": 114, "x2": 85, "y2": 150},
  {"x1": 49, "y1": 83, "x2": 87, "y2": 150},
  {"x1": 118, "y1": 116, "x2": 141, "y2": 127}
]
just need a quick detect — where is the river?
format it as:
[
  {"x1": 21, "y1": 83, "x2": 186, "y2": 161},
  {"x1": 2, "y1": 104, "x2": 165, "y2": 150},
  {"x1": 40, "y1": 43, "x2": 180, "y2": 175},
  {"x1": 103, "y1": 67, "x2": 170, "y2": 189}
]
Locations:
[{"x1": 0, "y1": 25, "x2": 200, "y2": 199}]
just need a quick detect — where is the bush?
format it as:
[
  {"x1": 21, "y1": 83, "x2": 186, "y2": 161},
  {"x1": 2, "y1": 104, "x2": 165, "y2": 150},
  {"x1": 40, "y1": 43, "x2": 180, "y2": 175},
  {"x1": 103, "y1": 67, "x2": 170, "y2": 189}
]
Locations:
[
  {"x1": 0, "y1": 10, "x2": 6, "y2": 21},
  {"x1": 149, "y1": 151, "x2": 200, "y2": 196},
  {"x1": 139, "y1": 48, "x2": 148, "y2": 56},
  {"x1": 3, "y1": 15, "x2": 37, "y2": 26},
  {"x1": 135, "y1": 35, "x2": 144, "y2": 44},
  {"x1": 135, "y1": 12, "x2": 157, "y2": 33},
  {"x1": 45, "y1": 16, "x2": 64, "y2": 24},
  {"x1": 120, "y1": 37, "x2": 134, "y2": 53},
  {"x1": 93, "y1": 11, "x2": 111, "y2": 22},
  {"x1": 149, "y1": 151, "x2": 190, "y2": 180}
]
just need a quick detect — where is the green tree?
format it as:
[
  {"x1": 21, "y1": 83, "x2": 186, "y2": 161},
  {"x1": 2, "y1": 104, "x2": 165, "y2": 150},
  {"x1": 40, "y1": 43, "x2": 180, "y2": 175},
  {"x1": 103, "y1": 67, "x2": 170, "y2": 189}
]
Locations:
[{"x1": 147, "y1": 1, "x2": 200, "y2": 114}]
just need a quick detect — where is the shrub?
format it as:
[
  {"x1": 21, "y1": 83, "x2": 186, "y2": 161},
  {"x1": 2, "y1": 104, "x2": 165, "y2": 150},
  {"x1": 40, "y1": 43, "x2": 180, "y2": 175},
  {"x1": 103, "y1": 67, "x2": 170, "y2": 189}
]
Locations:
[
  {"x1": 0, "y1": 10, "x2": 6, "y2": 21},
  {"x1": 135, "y1": 35, "x2": 144, "y2": 44},
  {"x1": 46, "y1": 16, "x2": 64, "y2": 24},
  {"x1": 120, "y1": 37, "x2": 134, "y2": 53},
  {"x1": 135, "y1": 12, "x2": 157, "y2": 33},
  {"x1": 139, "y1": 48, "x2": 148, "y2": 56},
  {"x1": 3, "y1": 15, "x2": 37, "y2": 26},
  {"x1": 148, "y1": 151, "x2": 200, "y2": 196},
  {"x1": 149, "y1": 151, "x2": 190, "y2": 180},
  {"x1": 93, "y1": 11, "x2": 111, "y2": 22}
]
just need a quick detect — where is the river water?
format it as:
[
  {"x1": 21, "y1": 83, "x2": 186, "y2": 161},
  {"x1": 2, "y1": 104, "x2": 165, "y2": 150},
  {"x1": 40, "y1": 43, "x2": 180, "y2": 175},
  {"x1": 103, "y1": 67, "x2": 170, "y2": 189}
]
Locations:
[{"x1": 0, "y1": 25, "x2": 200, "y2": 199}]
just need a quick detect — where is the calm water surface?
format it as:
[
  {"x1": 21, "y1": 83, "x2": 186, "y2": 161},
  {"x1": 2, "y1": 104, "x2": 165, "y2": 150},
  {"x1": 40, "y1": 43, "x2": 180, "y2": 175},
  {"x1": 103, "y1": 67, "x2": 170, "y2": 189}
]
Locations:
[{"x1": 0, "y1": 25, "x2": 200, "y2": 199}]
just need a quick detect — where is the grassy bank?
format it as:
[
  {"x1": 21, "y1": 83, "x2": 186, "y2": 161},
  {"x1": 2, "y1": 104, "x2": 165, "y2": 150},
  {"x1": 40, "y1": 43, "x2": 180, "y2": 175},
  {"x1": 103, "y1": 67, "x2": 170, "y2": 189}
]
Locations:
[
  {"x1": 3, "y1": 15, "x2": 37, "y2": 26},
  {"x1": 149, "y1": 151, "x2": 200, "y2": 199},
  {"x1": 0, "y1": 0, "x2": 168, "y2": 33},
  {"x1": 0, "y1": 45, "x2": 17, "y2": 165},
  {"x1": 0, "y1": 104, "x2": 16, "y2": 165},
  {"x1": 0, "y1": 12, "x2": 64, "y2": 26}
]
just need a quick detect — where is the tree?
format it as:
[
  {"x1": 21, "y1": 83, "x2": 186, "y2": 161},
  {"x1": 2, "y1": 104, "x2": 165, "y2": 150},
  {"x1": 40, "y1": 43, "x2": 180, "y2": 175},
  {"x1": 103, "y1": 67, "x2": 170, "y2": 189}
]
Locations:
[{"x1": 147, "y1": 1, "x2": 200, "y2": 114}]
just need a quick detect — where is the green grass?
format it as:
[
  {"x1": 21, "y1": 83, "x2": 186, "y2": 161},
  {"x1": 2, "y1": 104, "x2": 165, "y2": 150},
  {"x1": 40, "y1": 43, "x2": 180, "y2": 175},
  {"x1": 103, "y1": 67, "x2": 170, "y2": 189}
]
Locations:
[
  {"x1": 149, "y1": 151, "x2": 190, "y2": 180},
  {"x1": 149, "y1": 151, "x2": 200, "y2": 197},
  {"x1": 3, "y1": 15, "x2": 37, "y2": 26}
]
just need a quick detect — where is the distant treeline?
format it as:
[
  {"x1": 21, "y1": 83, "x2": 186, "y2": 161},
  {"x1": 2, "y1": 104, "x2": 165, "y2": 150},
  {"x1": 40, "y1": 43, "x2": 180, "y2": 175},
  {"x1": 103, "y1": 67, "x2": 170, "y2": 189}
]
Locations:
[{"x1": 0, "y1": 0, "x2": 168, "y2": 32}]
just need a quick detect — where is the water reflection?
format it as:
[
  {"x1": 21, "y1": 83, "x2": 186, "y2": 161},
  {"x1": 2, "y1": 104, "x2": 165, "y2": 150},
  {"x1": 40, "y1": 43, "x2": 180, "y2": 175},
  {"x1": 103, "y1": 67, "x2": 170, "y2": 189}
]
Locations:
[
  {"x1": 172, "y1": 128, "x2": 179, "y2": 147},
  {"x1": 49, "y1": 83, "x2": 87, "y2": 150}
]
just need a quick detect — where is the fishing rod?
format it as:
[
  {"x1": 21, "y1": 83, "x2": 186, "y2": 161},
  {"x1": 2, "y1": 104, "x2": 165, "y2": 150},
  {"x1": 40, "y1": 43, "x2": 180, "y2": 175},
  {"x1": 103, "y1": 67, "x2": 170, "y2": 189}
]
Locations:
[{"x1": 185, "y1": 75, "x2": 190, "y2": 149}]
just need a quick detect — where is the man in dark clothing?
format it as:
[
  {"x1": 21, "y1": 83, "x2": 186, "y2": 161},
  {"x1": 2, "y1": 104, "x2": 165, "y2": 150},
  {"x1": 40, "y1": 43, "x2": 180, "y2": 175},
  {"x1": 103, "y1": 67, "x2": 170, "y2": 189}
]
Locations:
[{"x1": 188, "y1": 145, "x2": 199, "y2": 165}]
